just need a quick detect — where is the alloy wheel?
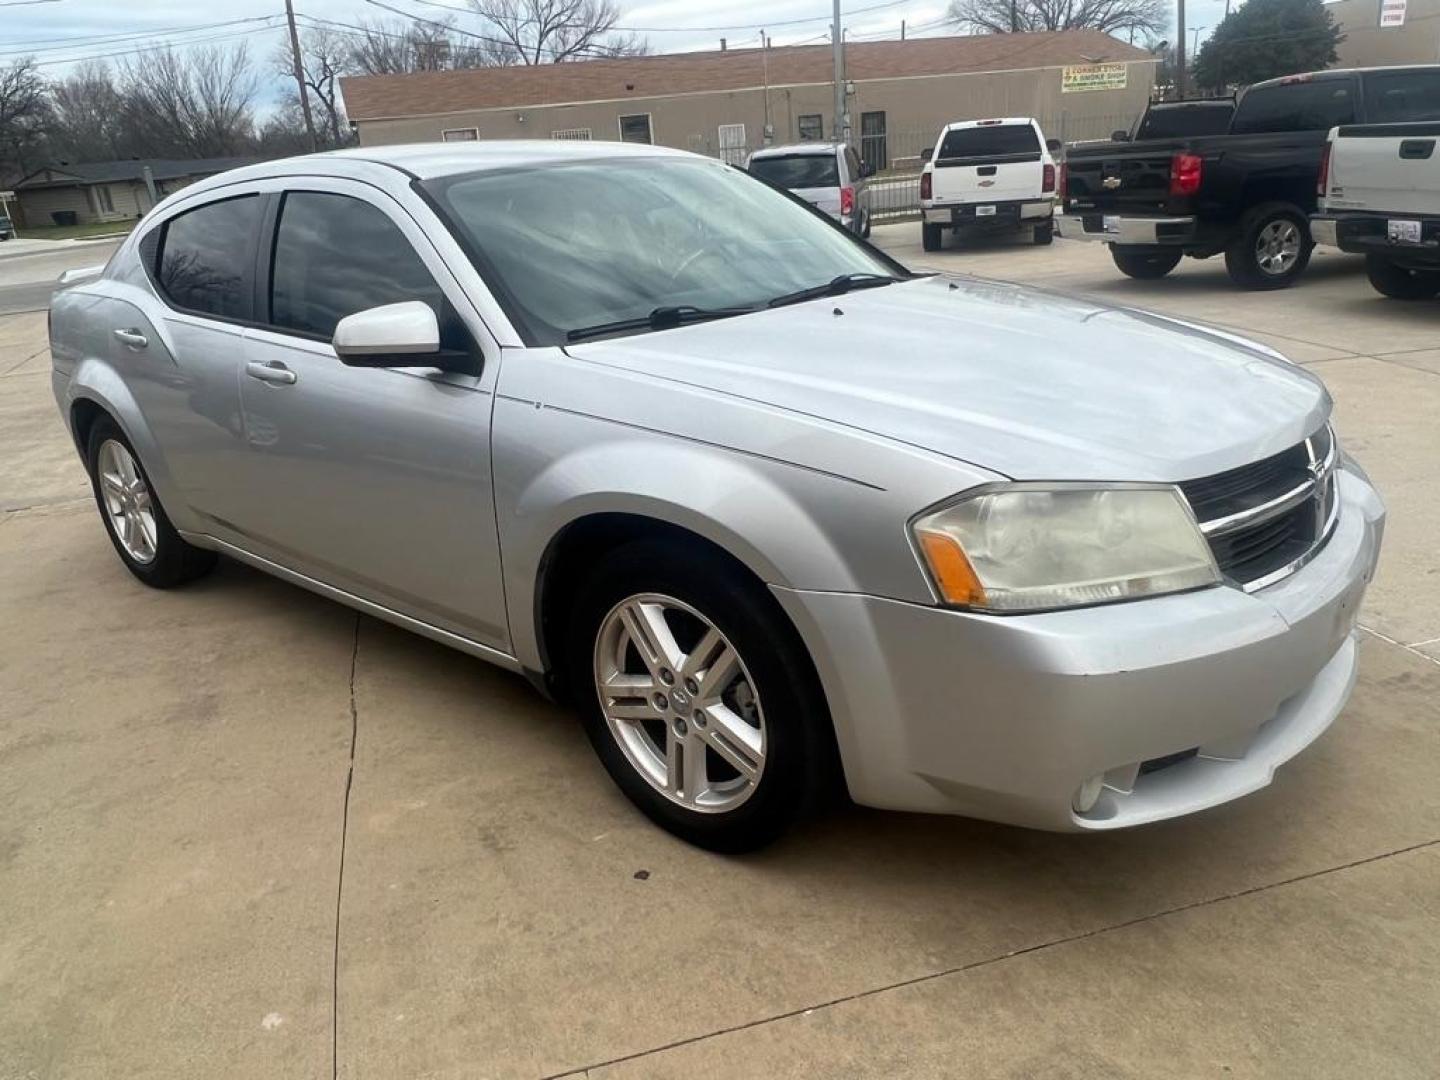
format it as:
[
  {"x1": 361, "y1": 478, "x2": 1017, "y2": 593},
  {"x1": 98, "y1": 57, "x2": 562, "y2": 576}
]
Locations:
[
  {"x1": 593, "y1": 593, "x2": 766, "y2": 813},
  {"x1": 97, "y1": 439, "x2": 158, "y2": 564},
  {"x1": 1256, "y1": 219, "x2": 1301, "y2": 276}
]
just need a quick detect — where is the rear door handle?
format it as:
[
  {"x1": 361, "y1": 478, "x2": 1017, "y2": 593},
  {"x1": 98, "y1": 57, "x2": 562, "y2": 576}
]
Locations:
[
  {"x1": 1399, "y1": 139, "x2": 1435, "y2": 160},
  {"x1": 245, "y1": 360, "x2": 297, "y2": 386},
  {"x1": 113, "y1": 328, "x2": 148, "y2": 349}
]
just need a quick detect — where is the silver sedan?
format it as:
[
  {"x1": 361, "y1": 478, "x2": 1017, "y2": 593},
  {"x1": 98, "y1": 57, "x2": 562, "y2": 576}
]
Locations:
[{"x1": 48, "y1": 141, "x2": 1384, "y2": 851}]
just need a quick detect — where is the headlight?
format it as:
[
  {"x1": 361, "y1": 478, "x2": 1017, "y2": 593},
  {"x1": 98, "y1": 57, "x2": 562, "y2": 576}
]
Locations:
[{"x1": 912, "y1": 484, "x2": 1220, "y2": 612}]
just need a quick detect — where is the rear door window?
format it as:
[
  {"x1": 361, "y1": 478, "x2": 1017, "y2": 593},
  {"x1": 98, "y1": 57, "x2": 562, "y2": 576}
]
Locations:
[
  {"x1": 1363, "y1": 69, "x2": 1440, "y2": 123},
  {"x1": 747, "y1": 154, "x2": 840, "y2": 189},
  {"x1": 1231, "y1": 79, "x2": 1357, "y2": 134},
  {"x1": 155, "y1": 194, "x2": 261, "y2": 320},
  {"x1": 937, "y1": 124, "x2": 1040, "y2": 160},
  {"x1": 1134, "y1": 103, "x2": 1235, "y2": 139},
  {"x1": 268, "y1": 190, "x2": 448, "y2": 340}
]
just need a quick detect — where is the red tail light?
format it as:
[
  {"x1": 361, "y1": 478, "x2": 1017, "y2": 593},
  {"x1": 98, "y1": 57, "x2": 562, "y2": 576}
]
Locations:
[
  {"x1": 920, "y1": 171, "x2": 932, "y2": 201},
  {"x1": 1317, "y1": 141, "x2": 1332, "y2": 197},
  {"x1": 840, "y1": 185, "x2": 855, "y2": 215},
  {"x1": 1058, "y1": 161, "x2": 1067, "y2": 202},
  {"x1": 1169, "y1": 152, "x2": 1203, "y2": 197},
  {"x1": 1042, "y1": 163, "x2": 1056, "y2": 193}
]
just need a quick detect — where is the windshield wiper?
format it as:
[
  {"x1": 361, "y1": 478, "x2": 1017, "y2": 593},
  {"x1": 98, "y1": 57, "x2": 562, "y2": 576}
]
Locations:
[
  {"x1": 566, "y1": 304, "x2": 755, "y2": 343},
  {"x1": 766, "y1": 272, "x2": 901, "y2": 309}
]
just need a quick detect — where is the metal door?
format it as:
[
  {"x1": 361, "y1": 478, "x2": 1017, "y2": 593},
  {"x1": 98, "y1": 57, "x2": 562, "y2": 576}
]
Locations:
[
  {"x1": 718, "y1": 124, "x2": 747, "y2": 165},
  {"x1": 861, "y1": 111, "x2": 888, "y2": 172}
]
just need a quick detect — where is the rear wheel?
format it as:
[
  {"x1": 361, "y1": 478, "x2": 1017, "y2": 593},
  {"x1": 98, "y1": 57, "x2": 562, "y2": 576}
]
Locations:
[
  {"x1": 1031, "y1": 220, "x2": 1054, "y2": 246},
  {"x1": 1110, "y1": 245, "x2": 1182, "y2": 279},
  {"x1": 567, "y1": 540, "x2": 832, "y2": 852},
  {"x1": 85, "y1": 415, "x2": 216, "y2": 588},
  {"x1": 922, "y1": 222, "x2": 943, "y2": 252},
  {"x1": 1224, "y1": 202, "x2": 1313, "y2": 289},
  {"x1": 1366, "y1": 255, "x2": 1440, "y2": 300},
  {"x1": 860, "y1": 210, "x2": 872, "y2": 239}
]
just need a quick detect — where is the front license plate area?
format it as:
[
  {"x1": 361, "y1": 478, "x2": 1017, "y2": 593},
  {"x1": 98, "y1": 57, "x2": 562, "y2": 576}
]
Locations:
[{"x1": 1388, "y1": 218, "x2": 1422, "y2": 244}]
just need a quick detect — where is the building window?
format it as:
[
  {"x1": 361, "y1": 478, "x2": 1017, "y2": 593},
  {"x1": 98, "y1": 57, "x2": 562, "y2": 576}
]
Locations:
[
  {"x1": 717, "y1": 123, "x2": 747, "y2": 165},
  {"x1": 95, "y1": 184, "x2": 115, "y2": 214},
  {"x1": 798, "y1": 114, "x2": 823, "y2": 141},
  {"x1": 441, "y1": 128, "x2": 479, "y2": 142},
  {"x1": 551, "y1": 128, "x2": 592, "y2": 140},
  {"x1": 860, "y1": 111, "x2": 887, "y2": 172},
  {"x1": 618, "y1": 113, "x2": 653, "y2": 144}
]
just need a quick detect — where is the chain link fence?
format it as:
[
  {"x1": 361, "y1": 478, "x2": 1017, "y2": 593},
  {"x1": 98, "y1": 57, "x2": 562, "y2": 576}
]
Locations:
[{"x1": 680, "y1": 110, "x2": 1142, "y2": 222}]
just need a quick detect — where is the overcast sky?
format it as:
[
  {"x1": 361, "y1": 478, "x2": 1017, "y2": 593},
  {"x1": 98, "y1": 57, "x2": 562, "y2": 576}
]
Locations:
[{"x1": 5, "y1": 0, "x2": 1236, "y2": 110}]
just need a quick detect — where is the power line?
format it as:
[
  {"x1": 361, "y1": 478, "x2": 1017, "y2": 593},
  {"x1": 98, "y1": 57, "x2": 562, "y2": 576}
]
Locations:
[
  {"x1": 28, "y1": 22, "x2": 288, "y2": 69},
  {"x1": 0, "y1": 16, "x2": 281, "y2": 59},
  {"x1": 396, "y1": 0, "x2": 917, "y2": 33}
]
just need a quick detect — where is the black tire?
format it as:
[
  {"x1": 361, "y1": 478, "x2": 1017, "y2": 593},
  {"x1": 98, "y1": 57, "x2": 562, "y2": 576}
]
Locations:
[
  {"x1": 1365, "y1": 255, "x2": 1440, "y2": 300},
  {"x1": 85, "y1": 414, "x2": 217, "y2": 588},
  {"x1": 1032, "y1": 220, "x2": 1054, "y2": 246},
  {"x1": 566, "y1": 539, "x2": 834, "y2": 852},
  {"x1": 1224, "y1": 202, "x2": 1313, "y2": 290},
  {"x1": 860, "y1": 211, "x2": 872, "y2": 239},
  {"x1": 1110, "y1": 245, "x2": 1182, "y2": 279},
  {"x1": 922, "y1": 222, "x2": 943, "y2": 252}
]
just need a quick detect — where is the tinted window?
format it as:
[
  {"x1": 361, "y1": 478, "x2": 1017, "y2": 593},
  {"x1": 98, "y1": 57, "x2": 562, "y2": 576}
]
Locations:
[
  {"x1": 748, "y1": 153, "x2": 840, "y2": 189},
  {"x1": 269, "y1": 191, "x2": 444, "y2": 340},
  {"x1": 798, "y1": 114, "x2": 823, "y2": 140},
  {"x1": 937, "y1": 123, "x2": 1040, "y2": 159},
  {"x1": 157, "y1": 195, "x2": 260, "y2": 320},
  {"x1": 1364, "y1": 69, "x2": 1440, "y2": 123},
  {"x1": 1135, "y1": 102, "x2": 1235, "y2": 140},
  {"x1": 619, "y1": 114, "x2": 652, "y2": 144},
  {"x1": 845, "y1": 147, "x2": 862, "y2": 179},
  {"x1": 1231, "y1": 79, "x2": 1356, "y2": 134}
]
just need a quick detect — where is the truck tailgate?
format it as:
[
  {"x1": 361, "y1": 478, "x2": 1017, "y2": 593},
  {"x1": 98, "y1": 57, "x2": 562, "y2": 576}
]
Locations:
[
  {"x1": 932, "y1": 153, "x2": 1041, "y2": 204},
  {"x1": 1064, "y1": 144, "x2": 1178, "y2": 213},
  {"x1": 1329, "y1": 123, "x2": 1440, "y2": 215}
]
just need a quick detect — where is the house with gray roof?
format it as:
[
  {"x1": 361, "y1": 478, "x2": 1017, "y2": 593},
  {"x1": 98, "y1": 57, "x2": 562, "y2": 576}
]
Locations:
[{"x1": 11, "y1": 158, "x2": 254, "y2": 230}]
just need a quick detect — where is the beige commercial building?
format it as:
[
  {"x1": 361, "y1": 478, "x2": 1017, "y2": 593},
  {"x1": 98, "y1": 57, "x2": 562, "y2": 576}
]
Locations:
[
  {"x1": 1327, "y1": 0, "x2": 1440, "y2": 65},
  {"x1": 342, "y1": 31, "x2": 1156, "y2": 169}
]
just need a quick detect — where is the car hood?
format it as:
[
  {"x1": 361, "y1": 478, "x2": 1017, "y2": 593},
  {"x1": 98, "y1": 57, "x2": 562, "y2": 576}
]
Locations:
[{"x1": 564, "y1": 275, "x2": 1330, "y2": 482}]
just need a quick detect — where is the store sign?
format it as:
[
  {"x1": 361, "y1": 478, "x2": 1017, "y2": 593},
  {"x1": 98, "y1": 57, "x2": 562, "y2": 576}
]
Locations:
[
  {"x1": 1379, "y1": 0, "x2": 1406, "y2": 27},
  {"x1": 1061, "y1": 63, "x2": 1129, "y2": 93}
]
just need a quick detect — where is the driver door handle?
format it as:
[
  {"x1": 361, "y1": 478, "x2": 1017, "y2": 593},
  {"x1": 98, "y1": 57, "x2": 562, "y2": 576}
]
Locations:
[
  {"x1": 245, "y1": 360, "x2": 298, "y2": 386},
  {"x1": 113, "y1": 328, "x2": 148, "y2": 349}
]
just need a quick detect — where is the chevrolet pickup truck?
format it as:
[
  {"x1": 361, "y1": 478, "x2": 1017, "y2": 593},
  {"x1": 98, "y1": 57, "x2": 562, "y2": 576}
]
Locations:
[
  {"x1": 1311, "y1": 114, "x2": 1440, "y2": 300},
  {"x1": 1057, "y1": 66, "x2": 1440, "y2": 289}
]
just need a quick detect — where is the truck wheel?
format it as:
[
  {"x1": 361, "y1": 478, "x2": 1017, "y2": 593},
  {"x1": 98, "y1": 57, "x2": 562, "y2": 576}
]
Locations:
[
  {"x1": 1365, "y1": 255, "x2": 1440, "y2": 300},
  {"x1": 1110, "y1": 245, "x2": 1181, "y2": 279},
  {"x1": 1224, "y1": 203, "x2": 1313, "y2": 290},
  {"x1": 922, "y1": 222, "x2": 942, "y2": 252},
  {"x1": 1031, "y1": 220, "x2": 1054, "y2": 246}
]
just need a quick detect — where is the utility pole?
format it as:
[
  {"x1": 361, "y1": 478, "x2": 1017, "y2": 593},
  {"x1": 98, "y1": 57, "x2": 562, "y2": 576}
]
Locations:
[
  {"x1": 1190, "y1": 25, "x2": 1205, "y2": 59},
  {"x1": 285, "y1": 0, "x2": 318, "y2": 153},
  {"x1": 1175, "y1": 0, "x2": 1187, "y2": 99},
  {"x1": 901, "y1": 18, "x2": 906, "y2": 40},
  {"x1": 831, "y1": 0, "x2": 846, "y2": 144},
  {"x1": 1010, "y1": 0, "x2": 1018, "y2": 31}
]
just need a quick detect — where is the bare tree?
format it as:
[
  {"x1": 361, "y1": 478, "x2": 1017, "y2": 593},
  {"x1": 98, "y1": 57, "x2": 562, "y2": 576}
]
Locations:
[
  {"x1": 271, "y1": 28, "x2": 353, "y2": 147},
  {"x1": 116, "y1": 44, "x2": 260, "y2": 158},
  {"x1": 49, "y1": 61, "x2": 125, "y2": 163},
  {"x1": 465, "y1": 0, "x2": 650, "y2": 64},
  {"x1": 0, "y1": 58, "x2": 51, "y2": 178},
  {"x1": 947, "y1": 0, "x2": 1168, "y2": 37},
  {"x1": 346, "y1": 17, "x2": 481, "y2": 74}
]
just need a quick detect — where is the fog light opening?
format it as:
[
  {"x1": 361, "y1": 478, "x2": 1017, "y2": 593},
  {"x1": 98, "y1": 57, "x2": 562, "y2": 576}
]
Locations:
[{"x1": 1073, "y1": 774, "x2": 1105, "y2": 815}]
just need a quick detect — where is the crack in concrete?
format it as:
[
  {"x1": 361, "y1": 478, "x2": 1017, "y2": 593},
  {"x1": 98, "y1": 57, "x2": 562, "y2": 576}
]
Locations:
[
  {"x1": 333, "y1": 614, "x2": 361, "y2": 1080},
  {"x1": 541, "y1": 837, "x2": 1440, "y2": 1079},
  {"x1": 1360, "y1": 623, "x2": 1440, "y2": 668}
]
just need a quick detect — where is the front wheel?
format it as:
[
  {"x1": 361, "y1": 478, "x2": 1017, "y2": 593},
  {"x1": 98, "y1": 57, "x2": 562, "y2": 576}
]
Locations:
[
  {"x1": 1110, "y1": 245, "x2": 1182, "y2": 279},
  {"x1": 1366, "y1": 255, "x2": 1440, "y2": 300},
  {"x1": 1224, "y1": 202, "x2": 1313, "y2": 289},
  {"x1": 567, "y1": 541, "x2": 833, "y2": 852}
]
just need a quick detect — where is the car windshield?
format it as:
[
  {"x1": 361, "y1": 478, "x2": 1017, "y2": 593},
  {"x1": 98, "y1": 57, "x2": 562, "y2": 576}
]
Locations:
[
  {"x1": 425, "y1": 156, "x2": 895, "y2": 345},
  {"x1": 747, "y1": 153, "x2": 840, "y2": 189},
  {"x1": 1134, "y1": 103, "x2": 1235, "y2": 140}
]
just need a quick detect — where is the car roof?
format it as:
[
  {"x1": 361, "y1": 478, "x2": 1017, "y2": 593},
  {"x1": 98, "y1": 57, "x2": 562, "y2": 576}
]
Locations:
[
  {"x1": 1246, "y1": 63, "x2": 1440, "y2": 92},
  {"x1": 941, "y1": 117, "x2": 1037, "y2": 131},
  {"x1": 748, "y1": 142, "x2": 843, "y2": 158}
]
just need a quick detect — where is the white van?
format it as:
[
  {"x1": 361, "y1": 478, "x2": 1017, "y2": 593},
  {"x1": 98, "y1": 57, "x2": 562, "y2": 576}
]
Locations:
[{"x1": 919, "y1": 118, "x2": 1059, "y2": 250}]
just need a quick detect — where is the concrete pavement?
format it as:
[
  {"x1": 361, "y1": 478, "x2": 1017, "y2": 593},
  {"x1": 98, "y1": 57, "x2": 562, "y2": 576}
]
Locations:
[{"x1": 1, "y1": 232, "x2": 1436, "y2": 1079}]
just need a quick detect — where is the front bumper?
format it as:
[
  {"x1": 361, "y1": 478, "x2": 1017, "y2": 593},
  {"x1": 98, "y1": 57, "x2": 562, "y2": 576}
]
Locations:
[
  {"x1": 773, "y1": 466, "x2": 1385, "y2": 831},
  {"x1": 1311, "y1": 211, "x2": 1440, "y2": 266},
  {"x1": 923, "y1": 199, "x2": 1053, "y2": 229},
  {"x1": 1056, "y1": 211, "x2": 1197, "y2": 246}
]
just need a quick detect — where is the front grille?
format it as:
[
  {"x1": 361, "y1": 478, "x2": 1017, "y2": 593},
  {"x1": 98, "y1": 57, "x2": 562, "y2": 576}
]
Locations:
[{"x1": 1179, "y1": 427, "x2": 1338, "y2": 589}]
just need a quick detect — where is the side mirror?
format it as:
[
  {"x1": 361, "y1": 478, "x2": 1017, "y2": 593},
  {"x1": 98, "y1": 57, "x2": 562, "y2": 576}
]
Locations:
[
  {"x1": 332, "y1": 301, "x2": 478, "y2": 375},
  {"x1": 920, "y1": 147, "x2": 933, "y2": 164},
  {"x1": 1045, "y1": 138, "x2": 1062, "y2": 153},
  {"x1": 1111, "y1": 130, "x2": 1131, "y2": 142}
]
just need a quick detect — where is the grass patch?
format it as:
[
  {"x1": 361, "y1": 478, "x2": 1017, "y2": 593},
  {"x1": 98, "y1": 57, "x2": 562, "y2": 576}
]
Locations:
[{"x1": 10, "y1": 219, "x2": 139, "y2": 241}]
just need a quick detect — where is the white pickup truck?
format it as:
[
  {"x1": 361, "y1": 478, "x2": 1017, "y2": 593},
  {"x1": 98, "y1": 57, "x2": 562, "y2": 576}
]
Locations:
[
  {"x1": 919, "y1": 118, "x2": 1060, "y2": 251},
  {"x1": 1311, "y1": 102, "x2": 1440, "y2": 299}
]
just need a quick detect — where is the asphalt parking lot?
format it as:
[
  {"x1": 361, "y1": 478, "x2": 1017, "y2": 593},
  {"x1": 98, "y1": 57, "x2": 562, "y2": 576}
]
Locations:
[{"x1": 2, "y1": 227, "x2": 1437, "y2": 1079}]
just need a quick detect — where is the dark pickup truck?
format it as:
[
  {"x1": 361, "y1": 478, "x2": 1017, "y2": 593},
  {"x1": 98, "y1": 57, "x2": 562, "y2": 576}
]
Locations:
[{"x1": 1057, "y1": 66, "x2": 1440, "y2": 289}]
